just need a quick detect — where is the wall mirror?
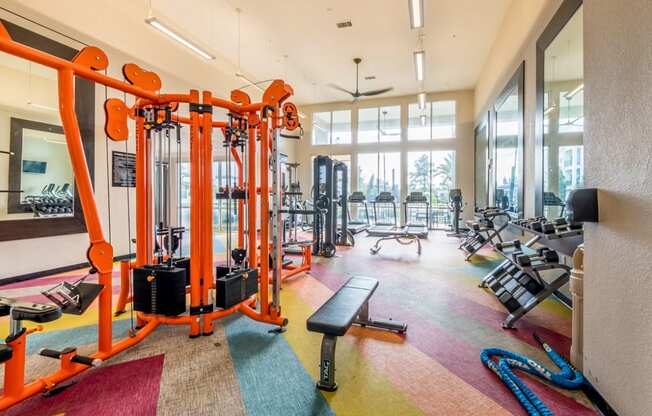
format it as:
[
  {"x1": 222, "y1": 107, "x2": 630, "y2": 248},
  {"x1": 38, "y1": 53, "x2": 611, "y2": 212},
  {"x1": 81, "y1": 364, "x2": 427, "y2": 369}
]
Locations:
[
  {"x1": 474, "y1": 114, "x2": 489, "y2": 209},
  {"x1": 0, "y1": 18, "x2": 94, "y2": 241},
  {"x1": 536, "y1": 0, "x2": 583, "y2": 218},
  {"x1": 492, "y1": 63, "x2": 524, "y2": 217}
]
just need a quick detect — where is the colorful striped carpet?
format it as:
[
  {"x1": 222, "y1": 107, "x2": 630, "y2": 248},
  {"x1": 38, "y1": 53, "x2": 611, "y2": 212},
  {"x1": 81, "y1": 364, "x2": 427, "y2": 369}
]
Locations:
[{"x1": 0, "y1": 233, "x2": 596, "y2": 415}]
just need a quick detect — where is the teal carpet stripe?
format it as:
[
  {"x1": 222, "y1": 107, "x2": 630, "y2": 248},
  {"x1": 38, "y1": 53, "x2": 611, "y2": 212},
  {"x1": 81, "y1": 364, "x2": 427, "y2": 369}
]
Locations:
[
  {"x1": 24, "y1": 319, "x2": 132, "y2": 355},
  {"x1": 224, "y1": 314, "x2": 334, "y2": 416}
]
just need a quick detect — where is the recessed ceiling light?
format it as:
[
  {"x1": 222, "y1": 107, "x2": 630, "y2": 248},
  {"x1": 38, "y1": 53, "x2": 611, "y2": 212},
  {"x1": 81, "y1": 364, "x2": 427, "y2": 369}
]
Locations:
[{"x1": 336, "y1": 21, "x2": 352, "y2": 28}]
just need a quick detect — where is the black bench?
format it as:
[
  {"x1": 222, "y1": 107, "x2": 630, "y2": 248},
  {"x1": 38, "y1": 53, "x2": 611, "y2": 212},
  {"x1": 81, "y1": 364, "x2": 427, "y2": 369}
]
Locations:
[{"x1": 306, "y1": 276, "x2": 407, "y2": 391}]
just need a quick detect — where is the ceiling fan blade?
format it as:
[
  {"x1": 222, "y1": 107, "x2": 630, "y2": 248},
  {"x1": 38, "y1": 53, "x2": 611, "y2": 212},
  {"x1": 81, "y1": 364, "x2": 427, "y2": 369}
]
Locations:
[
  {"x1": 360, "y1": 87, "x2": 394, "y2": 96},
  {"x1": 327, "y1": 83, "x2": 355, "y2": 96}
]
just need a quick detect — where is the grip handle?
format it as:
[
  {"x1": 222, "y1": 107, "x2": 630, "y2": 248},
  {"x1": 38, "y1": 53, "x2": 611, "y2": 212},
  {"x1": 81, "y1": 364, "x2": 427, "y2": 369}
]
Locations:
[{"x1": 71, "y1": 354, "x2": 102, "y2": 367}]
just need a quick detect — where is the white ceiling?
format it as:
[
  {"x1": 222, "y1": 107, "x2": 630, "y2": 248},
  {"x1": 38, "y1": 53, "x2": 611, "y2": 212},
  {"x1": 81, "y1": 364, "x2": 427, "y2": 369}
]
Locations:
[{"x1": 151, "y1": 0, "x2": 513, "y2": 105}]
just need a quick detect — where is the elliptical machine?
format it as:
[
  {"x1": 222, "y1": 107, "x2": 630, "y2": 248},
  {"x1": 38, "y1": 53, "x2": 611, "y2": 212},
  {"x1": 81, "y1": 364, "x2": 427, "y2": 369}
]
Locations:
[{"x1": 446, "y1": 189, "x2": 468, "y2": 238}]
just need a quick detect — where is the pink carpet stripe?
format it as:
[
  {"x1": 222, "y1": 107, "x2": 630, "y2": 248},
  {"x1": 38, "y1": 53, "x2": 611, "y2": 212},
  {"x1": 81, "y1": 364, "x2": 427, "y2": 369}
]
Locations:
[
  {"x1": 307, "y1": 265, "x2": 594, "y2": 415},
  {"x1": 445, "y1": 292, "x2": 572, "y2": 354},
  {"x1": 5, "y1": 354, "x2": 164, "y2": 416}
]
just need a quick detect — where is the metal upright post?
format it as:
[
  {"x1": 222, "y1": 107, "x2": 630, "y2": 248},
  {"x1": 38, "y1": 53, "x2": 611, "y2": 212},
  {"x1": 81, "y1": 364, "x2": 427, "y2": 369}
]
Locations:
[{"x1": 271, "y1": 124, "x2": 282, "y2": 309}]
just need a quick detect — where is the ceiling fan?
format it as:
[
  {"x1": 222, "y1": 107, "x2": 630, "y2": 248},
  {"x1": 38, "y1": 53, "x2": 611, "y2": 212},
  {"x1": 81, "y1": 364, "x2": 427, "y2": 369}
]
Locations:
[{"x1": 328, "y1": 58, "x2": 393, "y2": 101}]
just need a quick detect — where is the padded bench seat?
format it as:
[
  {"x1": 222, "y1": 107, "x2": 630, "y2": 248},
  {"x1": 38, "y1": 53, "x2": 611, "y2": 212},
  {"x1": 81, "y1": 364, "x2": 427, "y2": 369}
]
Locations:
[
  {"x1": 307, "y1": 276, "x2": 406, "y2": 391},
  {"x1": 307, "y1": 277, "x2": 378, "y2": 336}
]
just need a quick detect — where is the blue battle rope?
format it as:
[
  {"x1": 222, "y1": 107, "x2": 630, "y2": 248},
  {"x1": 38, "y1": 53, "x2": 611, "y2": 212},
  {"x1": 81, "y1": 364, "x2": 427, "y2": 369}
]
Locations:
[{"x1": 480, "y1": 333, "x2": 585, "y2": 416}]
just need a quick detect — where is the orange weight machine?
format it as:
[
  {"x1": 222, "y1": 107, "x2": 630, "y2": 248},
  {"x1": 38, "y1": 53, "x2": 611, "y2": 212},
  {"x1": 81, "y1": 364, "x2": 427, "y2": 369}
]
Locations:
[{"x1": 0, "y1": 20, "x2": 304, "y2": 410}]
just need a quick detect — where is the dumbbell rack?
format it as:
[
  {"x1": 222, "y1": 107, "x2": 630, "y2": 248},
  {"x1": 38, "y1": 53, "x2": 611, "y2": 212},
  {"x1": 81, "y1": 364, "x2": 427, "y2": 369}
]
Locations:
[
  {"x1": 480, "y1": 221, "x2": 584, "y2": 328},
  {"x1": 459, "y1": 210, "x2": 510, "y2": 261},
  {"x1": 480, "y1": 238, "x2": 571, "y2": 328}
]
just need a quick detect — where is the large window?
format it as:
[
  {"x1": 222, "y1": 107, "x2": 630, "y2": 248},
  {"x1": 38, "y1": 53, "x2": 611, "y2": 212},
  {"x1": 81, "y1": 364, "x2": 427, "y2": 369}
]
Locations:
[
  {"x1": 311, "y1": 110, "x2": 351, "y2": 145},
  {"x1": 408, "y1": 102, "x2": 430, "y2": 140},
  {"x1": 357, "y1": 152, "x2": 400, "y2": 202},
  {"x1": 539, "y1": 3, "x2": 583, "y2": 219},
  {"x1": 407, "y1": 150, "x2": 456, "y2": 228},
  {"x1": 432, "y1": 101, "x2": 456, "y2": 139},
  {"x1": 358, "y1": 106, "x2": 401, "y2": 143},
  {"x1": 408, "y1": 100, "x2": 456, "y2": 140}
]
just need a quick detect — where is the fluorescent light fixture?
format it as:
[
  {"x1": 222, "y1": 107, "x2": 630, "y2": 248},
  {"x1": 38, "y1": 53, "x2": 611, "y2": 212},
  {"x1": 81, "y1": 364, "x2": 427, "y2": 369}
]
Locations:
[
  {"x1": 564, "y1": 83, "x2": 584, "y2": 100},
  {"x1": 413, "y1": 50, "x2": 425, "y2": 81},
  {"x1": 420, "y1": 114, "x2": 427, "y2": 127},
  {"x1": 236, "y1": 72, "x2": 265, "y2": 92},
  {"x1": 543, "y1": 105, "x2": 556, "y2": 116},
  {"x1": 417, "y1": 92, "x2": 426, "y2": 110},
  {"x1": 408, "y1": 0, "x2": 424, "y2": 29},
  {"x1": 27, "y1": 101, "x2": 57, "y2": 112},
  {"x1": 145, "y1": 17, "x2": 215, "y2": 60}
]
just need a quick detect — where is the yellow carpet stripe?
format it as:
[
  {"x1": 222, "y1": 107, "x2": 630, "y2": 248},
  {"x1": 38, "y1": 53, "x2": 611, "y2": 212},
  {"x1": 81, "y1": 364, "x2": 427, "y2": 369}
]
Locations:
[{"x1": 281, "y1": 286, "x2": 424, "y2": 416}]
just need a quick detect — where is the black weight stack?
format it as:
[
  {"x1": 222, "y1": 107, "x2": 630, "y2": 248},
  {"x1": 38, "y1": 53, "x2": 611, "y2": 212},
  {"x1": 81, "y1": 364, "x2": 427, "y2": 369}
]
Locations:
[
  {"x1": 133, "y1": 265, "x2": 186, "y2": 316},
  {"x1": 215, "y1": 267, "x2": 258, "y2": 309}
]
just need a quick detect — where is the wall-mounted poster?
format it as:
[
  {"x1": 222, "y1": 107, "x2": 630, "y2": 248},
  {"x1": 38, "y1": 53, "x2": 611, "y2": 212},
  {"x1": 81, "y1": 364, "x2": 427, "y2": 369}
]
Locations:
[{"x1": 112, "y1": 151, "x2": 136, "y2": 187}]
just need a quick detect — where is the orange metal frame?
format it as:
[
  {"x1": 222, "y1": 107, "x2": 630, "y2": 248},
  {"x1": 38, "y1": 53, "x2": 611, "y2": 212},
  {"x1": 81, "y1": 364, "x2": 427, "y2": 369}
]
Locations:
[{"x1": 0, "y1": 22, "x2": 304, "y2": 410}]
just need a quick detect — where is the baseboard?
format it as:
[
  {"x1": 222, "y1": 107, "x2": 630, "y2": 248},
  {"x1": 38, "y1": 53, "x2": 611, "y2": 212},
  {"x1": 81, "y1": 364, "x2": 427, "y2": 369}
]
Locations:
[
  {"x1": 583, "y1": 380, "x2": 620, "y2": 416},
  {"x1": 0, "y1": 253, "x2": 135, "y2": 287}
]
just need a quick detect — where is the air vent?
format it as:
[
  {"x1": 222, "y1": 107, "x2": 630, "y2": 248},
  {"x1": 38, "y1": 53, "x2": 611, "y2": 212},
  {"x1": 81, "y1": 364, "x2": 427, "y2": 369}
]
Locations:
[
  {"x1": 336, "y1": 21, "x2": 352, "y2": 28},
  {"x1": 364, "y1": 76, "x2": 376, "y2": 80}
]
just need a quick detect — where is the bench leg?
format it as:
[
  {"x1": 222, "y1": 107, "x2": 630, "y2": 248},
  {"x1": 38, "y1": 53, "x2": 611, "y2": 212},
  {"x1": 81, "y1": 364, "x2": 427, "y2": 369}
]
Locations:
[
  {"x1": 317, "y1": 334, "x2": 338, "y2": 391},
  {"x1": 354, "y1": 301, "x2": 408, "y2": 334}
]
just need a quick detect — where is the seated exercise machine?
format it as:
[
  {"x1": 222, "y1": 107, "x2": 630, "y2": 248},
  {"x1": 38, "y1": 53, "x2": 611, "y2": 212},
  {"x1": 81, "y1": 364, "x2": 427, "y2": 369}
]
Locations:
[
  {"x1": 446, "y1": 188, "x2": 468, "y2": 238},
  {"x1": 367, "y1": 192, "x2": 422, "y2": 255},
  {"x1": 346, "y1": 191, "x2": 371, "y2": 235},
  {"x1": 307, "y1": 276, "x2": 406, "y2": 391},
  {"x1": 459, "y1": 207, "x2": 510, "y2": 260},
  {"x1": 0, "y1": 27, "x2": 301, "y2": 410},
  {"x1": 403, "y1": 191, "x2": 429, "y2": 238},
  {"x1": 479, "y1": 188, "x2": 598, "y2": 328},
  {"x1": 312, "y1": 156, "x2": 354, "y2": 257}
]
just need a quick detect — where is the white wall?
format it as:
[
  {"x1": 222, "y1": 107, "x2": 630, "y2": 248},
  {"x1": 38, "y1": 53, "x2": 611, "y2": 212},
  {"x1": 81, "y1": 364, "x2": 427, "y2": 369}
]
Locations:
[
  {"x1": 296, "y1": 90, "x2": 475, "y2": 219},
  {"x1": 583, "y1": 1, "x2": 652, "y2": 414}
]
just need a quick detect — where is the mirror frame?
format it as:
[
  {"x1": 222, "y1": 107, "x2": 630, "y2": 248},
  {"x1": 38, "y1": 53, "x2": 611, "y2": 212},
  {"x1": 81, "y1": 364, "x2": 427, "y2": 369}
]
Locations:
[
  {"x1": 7, "y1": 118, "x2": 67, "y2": 214},
  {"x1": 491, "y1": 61, "x2": 525, "y2": 218},
  {"x1": 534, "y1": 0, "x2": 583, "y2": 216},
  {"x1": 0, "y1": 19, "x2": 95, "y2": 242},
  {"x1": 473, "y1": 112, "x2": 490, "y2": 209}
]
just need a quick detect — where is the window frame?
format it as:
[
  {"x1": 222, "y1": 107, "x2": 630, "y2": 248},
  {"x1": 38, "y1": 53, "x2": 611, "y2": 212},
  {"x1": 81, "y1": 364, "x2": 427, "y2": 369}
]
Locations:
[{"x1": 311, "y1": 109, "x2": 352, "y2": 145}]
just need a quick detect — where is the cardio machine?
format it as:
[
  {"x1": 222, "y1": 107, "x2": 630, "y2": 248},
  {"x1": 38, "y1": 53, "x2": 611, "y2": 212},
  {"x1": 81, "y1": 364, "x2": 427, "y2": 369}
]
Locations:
[
  {"x1": 403, "y1": 191, "x2": 429, "y2": 238},
  {"x1": 446, "y1": 189, "x2": 468, "y2": 238},
  {"x1": 368, "y1": 192, "x2": 399, "y2": 236},
  {"x1": 367, "y1": 192, "x2": 422, "y2": 255},
  {"x1": 346, "y1": 191, "x2": 371, "y2": 234}
]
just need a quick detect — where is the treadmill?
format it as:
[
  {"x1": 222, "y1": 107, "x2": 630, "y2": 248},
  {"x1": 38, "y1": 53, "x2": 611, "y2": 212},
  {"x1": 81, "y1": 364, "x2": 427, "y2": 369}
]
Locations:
[
  {"x1": 347, "y1": 191, "x2": 371, "y2": 234},
  {"x1": 368, "y1": 192, "x2": 399, "y2": 236},
  {"x1": 403, "y1": 192, "x2": 429, "y2": 239}
]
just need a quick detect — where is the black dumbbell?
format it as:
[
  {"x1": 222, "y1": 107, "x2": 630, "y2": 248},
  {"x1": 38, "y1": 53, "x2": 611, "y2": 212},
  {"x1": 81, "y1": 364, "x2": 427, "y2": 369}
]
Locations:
[
  {"x1": 515, "y1": 249, "x2": 559, "y2": 267},
  {"x1": 495, "y1": 240, "x2": 521, "y2": 251}
]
